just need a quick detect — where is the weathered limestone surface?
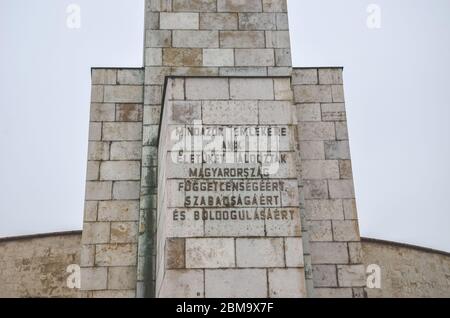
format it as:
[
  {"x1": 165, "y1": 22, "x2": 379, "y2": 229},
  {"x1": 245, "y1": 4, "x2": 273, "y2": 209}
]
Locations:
[
  {"x1": 0, "y1": 232, "x2": 81, "y2": 298},
  {"x1": 81, "y1": 68, "x2": 144, "y2": 298},
  {"x1": 156, "y1": 77, "x2": 306, "y2": 298},
  {"x1": 3, "y1": 233, "x2": 450, "y2": 298},
  {"x1": 292, "y1": 67, "x2": 366, "y2": 298}
]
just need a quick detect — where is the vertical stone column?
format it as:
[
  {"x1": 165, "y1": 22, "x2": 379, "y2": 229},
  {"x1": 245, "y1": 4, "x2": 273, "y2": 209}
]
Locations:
[
  {"x1": 139, "y1": 0, "x2": 294, "y2": 297},
  {"x1": 81, "y1": 68, "x2": 144, "y2": 297},
  {"x1": 156, "y1": 77, "x2": 306, "y2": 298},
  {"x1": 292, "y1": 68, "x2": 367, "y2": 298}
]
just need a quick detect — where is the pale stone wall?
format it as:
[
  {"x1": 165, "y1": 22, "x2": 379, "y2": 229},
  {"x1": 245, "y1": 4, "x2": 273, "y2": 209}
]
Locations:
[
  {"x1": 292, "y1": 67, "x2": 367, "y2": 298},
  {"x1": 0, "y1": 232, "x2": 81, "y2": 298},
  {"x1": 81, "y1": 68, "x2": 144, "y2": 297},
  {"x1": 362, "y1": 239, "x2": 450, "y2": 298},
  {"x1": 155, "y1": 76, "x2": 306, "y2": 298}
]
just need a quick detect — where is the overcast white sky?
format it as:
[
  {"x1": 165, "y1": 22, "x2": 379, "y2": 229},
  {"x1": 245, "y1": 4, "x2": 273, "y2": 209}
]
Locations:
[{"x1": 0, "y1": 0, "x2": 449, "y2": 252}]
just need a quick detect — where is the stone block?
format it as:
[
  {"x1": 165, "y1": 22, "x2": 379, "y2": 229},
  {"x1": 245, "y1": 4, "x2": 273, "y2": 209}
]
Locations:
[
  {"x1": 166, "y1": 209, "x2": 204, "y2": 238},
  {"x1": 309, "y1": 220, "x2": 333, "y2": 242},
  {"x1": 268, "y1": 67, "x2": 291, "y2": 75},
  {"x1": 329, "y1": 180, "x2": 355, "y2": 199},
  {"x1": 95, "y1": 244, "x2": 137, "y2": 266},
  {"x1": 173, "y1": 30, "x2": 219, "y2": 48},
  {"x1": 116, "y1": 104, "x2": 143, "y2": 122},
  {"x1": 312, "y1": 265, "x2": 338, "y2": 287},
  {"x1": 88, "y1": 142, "x2": 109, "y2": 161},
  {"x1": 294, "y1": 85, "x2": 332, "y2": 103},
  {"x1": 235, "y1": 49, "x2": 274, "y2": 66},
  {"x1": 292, "y1": 69, "x2": 317, "y2": 85},
  {"x1": 110, "y1": 142, "x2": 142, "y2": 160},
  {"x1": 280, "y1": 180, "x2": 300, "y2": 206},
  {"x1": 205, "y1": 214, "x2": 265, "y2": 237},
  {"x1": 145, "y1": 48, "x2": 163, "y2": 66},
  {"x1": 100, "y1": 161, "x2": 140, "y2": 181},
  {"x1": 348, "y1": 242, "x2": 363, "y2": 264},
  {"x1": 220, "y1": 31, "x2": 265, "y2": 48},
  {"x1": 185, "y1": 238, "x2": 235, "y2": 268},
  {"x1": 265, "y1": 208, "x2": 302, "y2": 237},
  {"x1": 108, "y1": 267, "x2": 137, "y2": 290},
  {"x1": 84, "y1": 201, "x2": 98, "y2": 222},
  {"x1": 305, "y1": 199, "x2": 344, "y2": 220},
  {"x1": 238, "y1": 13, "x2": 276, "y2": 30},
  {"x1": 160, "y1": 12, "x2": 199, "y2": 30},
  {"x1": 276, "y1": 13, "x2": 289, "y2": 30},
  {"x1": 200, "y1": 13, "x2": 238, "y2": 30},
  {"x1": 263, "y1": 0, "x2": 287, "y2": 12},
  {"x1": 82, "y1": 222, "x2": 110, "y2": 244},
  {"x1": 335, "y1": 122, "x2": 349, "y2": 140},
  {"x1": 265, "y1": 31, "x2": 290, "y2": 48},
  {"x1": 145, "y1": 30, "x2": 172, "y2": 47},
  {"x1": 173, "y1": 0, "x2": 217, "y2": 12},
  {"x1": 91, "y1": 85, "x2": 104, "y2": 103},
  {"x1": 343, "y1": 199, "x2": 358, "y2": 220},
  {"x1": 319, "y1": 69, "x2": 343, "y2": 84},
  {"x1": 91, "y1": 290, "x2": 136, "y2": 298},
  {"x1": 285, "y1": 238, "x2": 304, "y2": 267},
  {"x1": 117, "y1": 69, "x2": 143, "y2": 85},
  {"x1": 274, "y1": 78, "x2": 293, "y2": 100},
  {"x1": 219, "y1": 67, "x2": 267, "y2": 76},
  {"x1": 102, "y1": 123, "x2": 142, "y2": 141},
  {"x1": 230, "y1": 78, "x2": 274, "y2": 100},
  {"x1": 218, "y1": 0, "x2": 263, "y2": 12},
  {"x1": 205, "y1": 269, "x2": 267, "y2": 298},
  {"x1": 98, "y1": 201, "x2": 140, "y2": 221},
  {"x1": 297, "y1": 103, "x2": 321, "y2": 122},
  {"x1": 259, "y1": 101, "x2": 294, "y2": 124},
  {"x1": 166, "y1": 238, "x2": 185, "y2": 269},
  {"x1": 163, "y1": 48, "x2": 202, "y2": 67},
  {"x1": 337, "y1": 265, "x2": 366, "y2": 287},
  {"x1": 92, "y1": 69, "x2": 117, "y2": 85},
  {"x1": 332, "y1": 220, "x2": 360, "y2": 242},
  {"x1": 268, "y1": 269, "x2": 306, "y2": 298},
  {"x1": 145, "y1": 66, "x2": 171, "y2": 85},
  {"x1": 81, "y1": 267, "x2": 107, "y2": 291},
  {"x1": 80, "y1": 244, "x2": 95, "y2": 267},
  {"x1": 299, "y1": 141, "x2": 325, "y2": 160},
  {"x1": 85, "y1": 181, "x2": 112, "y2": 201},
  {"x1": 90, "y1": 103, "x2": 115, "y2": 122},
  {"x1": 171, "y1": 66, "x2": 219, "y2": 76},
  {"x1": 236, "y1": 238, "x2": 284, "y2": 268},
  {"x1": 104, "y1": 86, "x2": 143, "y2": 103},
  {"x1": 89, "y1": 123, "x2": 102, "y2": 141},
  {"x1": 301, "y1": 160, "x2": 340, "y2": 180},
  {"x1": 111, "y1": 222, "x2": 138, "y2": 243},
  {"x1": 203, "y1": 49, "x2": 234, "y2": 66},
  {"x1": 159, "y1": 270, "x2": 204, "y2": 298},
  {"x1": 298, "y1": 122, "x2": 335, "y2": 141},
  {"x1": 143, "y1": 125, "x2": 159, "y2": 146},
  {"x1": 310, "y1": 242, "x2": 349, "y2": 264},
  {"x1": 169, "y1": 101, "x2": 201, "y2": 124},
  {"x1": 314, "y1": 288, "x2": 353, "y2": 298},
  {"x1": 186, "y1": 78, "x2": 229, "y2": 100},
  {"x1": 333, "y1": 158, "x2": 350, "y2": 179},
  {"x1": 322, "y1": 103, "x2": 346, "y2": 121},
  {"x1": 113, "y1": 181, "x2": 141, "y2": 200},
  {"x1": 332, "y1": 85, "x2": 345, "y2": 102},
  {"x1": 86, "y1": 161, "x2": 100, "y2": 181},
  {"x1": 202, "y1": 100, "x2": 258, "y2": 124},
  {"x1": 302, "y1": 180, "x2": 328, "y2": 199},
  {"x1": 170, "y1": 78, "x2": 185, "y2": 100}
]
